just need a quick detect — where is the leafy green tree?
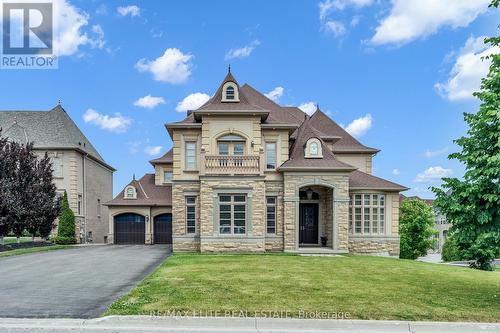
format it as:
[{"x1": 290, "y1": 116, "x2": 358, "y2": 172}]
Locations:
[
  {"x1": 399, "y1": 199, "x2": 437, "y2": 260},
  {"x1": 432, "y1": 2, "x2": 500, "y2": 270},
  {"x1": 55, "y1": 192, "x2": 76, "y2": 244},
  {"x1": 441, "y1": 233, "x2": 463, "y2": 262}
]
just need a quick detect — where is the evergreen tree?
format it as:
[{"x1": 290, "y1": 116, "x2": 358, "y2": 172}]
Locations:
[
  {"x1": 55, "y1": 192, "x2": 76, "y2": 244},
  {"x1": 433, "y1": 2, "x2": 500, "y2": 270}
]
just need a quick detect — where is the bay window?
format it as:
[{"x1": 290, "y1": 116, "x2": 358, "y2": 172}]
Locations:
[{"x1": 349, "y1": 194, "x2": 385, "y2": 235}]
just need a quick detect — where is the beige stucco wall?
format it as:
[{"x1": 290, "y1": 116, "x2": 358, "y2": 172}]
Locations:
[
  {"x1": 172, "y1": 129, "x2": 202, "y2": 181},
  {"x1": 155, "y1": 163, "x2": 173, "y2": 185},
  {"x1": 334, "y1": 153, "x2": 373, "y2": 174}
]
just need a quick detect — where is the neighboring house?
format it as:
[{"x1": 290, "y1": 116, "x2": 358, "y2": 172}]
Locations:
[
  {"x1": 400, "y1": 195, "x2": 449, "y2": 252},
  {"x1": 0, "y1": 104, "x2": 114, "y2": 243},
  {"x1": 106, "y1": 70, "x2": 407, "y2": 255}
]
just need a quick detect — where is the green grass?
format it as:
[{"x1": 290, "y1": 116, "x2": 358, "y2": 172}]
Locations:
[
  {"x1": 105, "y1": 253, "x2": 500, "y2": 322},
  {"x1": 2, "y1": 237, "x2": 33, "y2": 245},
  {"x1": 0, "y1": 245, "x2": 74, "y2": 258}
]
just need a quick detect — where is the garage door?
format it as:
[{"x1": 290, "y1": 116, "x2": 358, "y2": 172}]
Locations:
[
  {"x1": 154, "y1": 214, "x2": 172, "y2": 244},
  {"x1": 114, "y1": 213, "x2": 145, "y2": 244}
]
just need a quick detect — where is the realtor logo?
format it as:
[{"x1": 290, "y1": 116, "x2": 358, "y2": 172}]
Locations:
[{"x1": 1, "y1": 2, "x2": 57, "y2": 69}]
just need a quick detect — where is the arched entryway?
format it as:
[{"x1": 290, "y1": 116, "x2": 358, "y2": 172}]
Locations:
[
  {"x1": 153, "y1": 213, "x2": 172, "y2": 244},
  {"x1": 114, "y1": 213, "x2": 145, "y2": 244}
]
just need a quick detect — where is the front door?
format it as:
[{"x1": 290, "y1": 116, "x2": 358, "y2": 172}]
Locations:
[{"x1": 299, "y1": 203, "x2": 319, "y2": 245}]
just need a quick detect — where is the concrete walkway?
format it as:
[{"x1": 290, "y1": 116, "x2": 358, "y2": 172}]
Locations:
[
  {"x1": 0, "y1": 317, "x2": 498, "y2": 333},
  {"x1": 0, "y1": 245, "x2": 170, "y2": 318}
]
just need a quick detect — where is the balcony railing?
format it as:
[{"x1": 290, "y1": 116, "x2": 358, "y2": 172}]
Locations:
[{"x1": 201, "y1": 150, "x2": 264, "y2": 176}]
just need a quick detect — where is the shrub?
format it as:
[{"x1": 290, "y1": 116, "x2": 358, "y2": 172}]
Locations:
[
  {"x1": 441, "y1": 234, "x2": 462, "y2": 262},
  {"x1": 55, "y1": 192, "x2": 76, "y2": 245}
]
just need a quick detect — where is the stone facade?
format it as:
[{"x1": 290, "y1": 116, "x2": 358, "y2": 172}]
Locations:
[{"x1": 348, "y1": 237, "x2": 400, "y2": 256}]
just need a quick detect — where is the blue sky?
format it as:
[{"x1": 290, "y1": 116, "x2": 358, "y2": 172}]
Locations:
[{"x1": 0, "y1": 0, "x2": 498, "y2": 198}]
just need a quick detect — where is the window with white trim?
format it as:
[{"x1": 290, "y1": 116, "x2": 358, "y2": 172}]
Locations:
[
  {"x1": 186, "y1": 196, "x2": 196, "y2": 234},
  {"x1": 52, "y1": 157, "x2": 62, "y2": 177},
  {"x1": 265, "y1": 142, "x2": 277, "y2": 169},
  {"x1": 124, "y1": 186, "x2": 137, "y2": 199},
  {"x1": 349, "y1": 194, "x2": 385, "y2": 235},
  {"x1": 218, "y1": 194, "x2": 246, "y2": 234},
  {"x1": 185, "y1": 142, "x2": 196, "y2": 170},
  {"x1": 266, "y1": 196, "x2": 277, "y2": 234}
]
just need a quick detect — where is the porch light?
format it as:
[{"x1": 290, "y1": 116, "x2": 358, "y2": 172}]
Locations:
[{"x1": 306, "y1": 188, "x2": 314, "y2": 200}]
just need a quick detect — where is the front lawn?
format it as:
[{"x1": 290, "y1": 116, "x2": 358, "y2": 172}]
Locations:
[{"x1": 105, "y1": 253, "x2": 500, "y2": 322}]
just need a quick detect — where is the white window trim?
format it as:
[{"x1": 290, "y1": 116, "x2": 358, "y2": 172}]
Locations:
[
  {"x1": 305, "y1": 138, "x2": 323, "y2": 158},
  {"x1": 185, "y1": 141, "x2": 197, "y2": 171},
  {"x1": 124, "y1": 185, "x2": 137, "y2": 199},
  {"x1": 221, "y1": 82, "x2": 240, "y2": 102},
  {"x1": 163, "y1": 170, "x2": 173, "y2": 184}
]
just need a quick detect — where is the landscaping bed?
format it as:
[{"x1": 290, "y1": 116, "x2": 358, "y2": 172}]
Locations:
[
  {"x1": 105, "y1": 253, "x2": 500, "y2": 322},
  {"x1": 0, "y1": 240, "x2": 54, "y2": 252}
]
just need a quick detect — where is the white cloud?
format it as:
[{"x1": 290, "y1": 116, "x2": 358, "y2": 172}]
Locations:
[
  {"x1": 43, "y1": 0, "x2": 107, "y2": 56},
  {"x1": 344, "y1": 114, "x2": 372, "y2": 138},
  {"x1": 350, "y1": 16, "x2": 361, "y2": 28},
  {"x1": 144, "y1": 146, "x2": 162, "y2": 156},
  {"x1": 225, "y1": 40, "x2": 261, "y2": 60},
  {"x1": 424, "y1": 147, "x2": 449, "y2": 158},
  {"x1": 324, "y1": 21, "x2": 346, "y2": 38},
  {"x1": 414, "y1": 166, "x2": 453, "y2": 183},
  {"x1": 176, "y1": 93, "x2": 211, "y2": 112},
  {"x1": 298, "y1": 102, "x2": 317, "y2": 116},
  {"x1": 117, "y1": 5, "x2": 140, "y2": 17},
  {"x1": 319, "y1": 0, "x2": 373, "y2": 20},
  {"x1": 435, "y1": 36, "x2": 500, "y2": 101},
  {"x1": 82, "y1": 109, "x2": 131, "y2": 133},
  {"x1": 371, "y1": 0, "x2": 490, "y2": 46},
  {"x1": 133, "y1": 95, "x2": 166, "y2": 109},
  {"x1": 392, "y1": 169, "x2": 400, "y2": 176},
  {"x1": 264, "y1": 87, "x2": 284, "y2": 102},
  {"x1": 135, "y1": 48, "x2": 193, "y2": 84}
]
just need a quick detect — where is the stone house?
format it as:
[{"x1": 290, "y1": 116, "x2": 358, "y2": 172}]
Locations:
[
  {"x1": 0, "y1": 104, "x2": 114, "y2": 243},
  {"x1": 107, "y1": 70, "x2": 407, "y2": 255}
]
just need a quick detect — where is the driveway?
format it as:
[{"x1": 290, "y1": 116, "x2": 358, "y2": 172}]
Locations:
[{"x1": 0, "y1": 245, "x2": 170, "y2": 318}]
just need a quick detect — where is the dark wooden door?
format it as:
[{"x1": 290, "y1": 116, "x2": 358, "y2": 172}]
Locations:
[
  {"x1": 299, "y1": 203, "x2": 319, "y2": 245},
  {"x1": 154, "y1": 214, "x2": 172, "y2": 244},
  {"x1": 114, "y1": 213, "x2": 145, "y2": 244}
]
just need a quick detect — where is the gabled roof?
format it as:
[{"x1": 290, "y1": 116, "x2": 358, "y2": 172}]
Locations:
[
  {"x1": 149, "y1": 148, "x2": 173, "y2": 165},
  {"x1": 196, "y1": 71, "x2": 264, "y2": 112},
  {"x1": 0, "y1": 105, "x2": 114, "y2": 170},
  {"x1": 349, "y1": 170, "x2": 408, "y2": 191},
  {"x1": 303, "y1": 108, "x2": 379, "y2": 154},
  {"x1": 105, "y1": 174, "x2": 172, "y2": 207},
  {"x1": 279, "y1": 118, "x2": 356, "y2": 171}
]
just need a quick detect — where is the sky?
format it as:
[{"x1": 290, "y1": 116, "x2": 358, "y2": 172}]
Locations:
[{"x1": 0, "y1": 0, "x2": 498, "y2": 198}]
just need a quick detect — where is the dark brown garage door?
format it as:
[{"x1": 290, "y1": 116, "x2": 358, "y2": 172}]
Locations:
[
  {"x1": 154, "y1": 214, "x2": 172, "y2": 244},
  {"x1": 114, "y1": 213, "x2": 145, "y2": 244}
]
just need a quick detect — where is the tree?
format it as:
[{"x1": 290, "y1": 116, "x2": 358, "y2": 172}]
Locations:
[
  {"x1": 55, "y1": 192, "x2": 76, "y2": 244},
  {"x1": 0, "y1": 129, "x2": 10, "y2": 245},
  {"x1": 399, "y1": 199, "x2": 437, "y2": 260},
  {"x1": 432, "y1": 2, "x2": 500, "y2": 270}
]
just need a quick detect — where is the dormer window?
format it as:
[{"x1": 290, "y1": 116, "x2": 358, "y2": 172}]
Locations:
[
  {"x1": 222, "y1": 82, "x2": 239, "y2": 102},
  {"x1": 305, "y1": 138, "x2": 323, "y2": 158},
  {"x1": 124, "y1": 185, "x2": 137, "y2": 199},
  {"x1": 226, "y1": 86, "x2": 235, "y2": 100}
]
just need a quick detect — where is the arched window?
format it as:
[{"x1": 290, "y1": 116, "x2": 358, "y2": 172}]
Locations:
[
  {"x1": 226, "y1": 86, "x2": 235, "y2": 100},
  {"x1": 217, "y1": 134, "x2": 246, "y2": 156},
  {"x1": 124, "y1": 185, "x2": 137, "y2": 199},
  {"x1": 305, "y1": 138, "x2": 323, "y2": 158},
  {"x1": 222, "y1": 82, "x2": 239, "y2": 102}
]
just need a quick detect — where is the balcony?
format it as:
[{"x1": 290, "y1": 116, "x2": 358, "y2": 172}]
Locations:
[{"x1": 200, "y1": 150, "x2": 264, "y2": 176}]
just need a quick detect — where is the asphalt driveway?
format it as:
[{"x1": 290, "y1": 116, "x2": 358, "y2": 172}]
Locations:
[{"x1": 0, "y1": 245, "x2": 170, "y2": 318}]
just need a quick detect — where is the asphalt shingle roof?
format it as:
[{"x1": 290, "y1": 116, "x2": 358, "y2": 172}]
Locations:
[
  {"x1": 349, "y1": 170, "x2": 408, "y2": 191},
  {"x1": 0, "y1": 105, "x2": 112, "y2": 168},
  {"x1": 149, "y1": 148, "x2": 173, "y2": 165},
  {"x1": 105, "y1": 174, "x2": 172, "y2": 206}
]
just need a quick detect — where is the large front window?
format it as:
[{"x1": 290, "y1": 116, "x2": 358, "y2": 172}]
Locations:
[
  {"x1": 349, "y1": 194, "x2": 385, "y2": 235},
  {"x1": 219, "y1": 194, "x2": 247, "y2": 234}
]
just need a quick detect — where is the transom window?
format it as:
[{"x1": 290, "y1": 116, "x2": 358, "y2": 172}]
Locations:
[
  {"x1": 185, "y1": 142, "x2": 196, "y2": 170},
  {"x1": 218, "y1": 194, "x2": 247, "y2": 235},
  {"x1": 349, "y1": 194, "x2": 385, "y2": 235},
  {"x1": 266, "y1": 196, "x2": 277, "y2": 234},
  {"x1": 265, "y1": 142, "x2": 277, "y2": 169},
  {"x1": 186, "y1": 196, "x2": 196, "y2": 234}
]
